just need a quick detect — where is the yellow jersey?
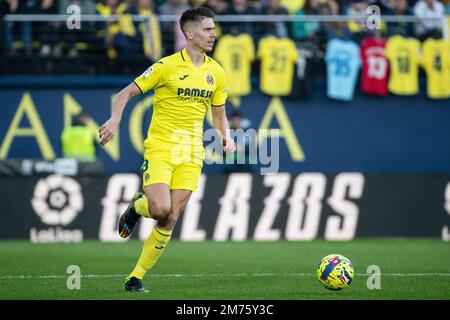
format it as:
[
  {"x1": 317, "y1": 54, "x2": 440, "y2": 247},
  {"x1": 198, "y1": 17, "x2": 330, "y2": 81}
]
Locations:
[
  {"x1": 257, "y1": 37, "x2": 299, "y2": 96},
  {"x1": 134, "y1": 48, "x2": 228, "y2": 162},
  {"x1": 385, "y1": 35, "x2": 421, "y2": 95},
  {"x1": 422, "y1": 38, "x2": 450, "y2": 99},
  {"x1": 214, "y1": 34, "x2": 255, "y2": 97}
]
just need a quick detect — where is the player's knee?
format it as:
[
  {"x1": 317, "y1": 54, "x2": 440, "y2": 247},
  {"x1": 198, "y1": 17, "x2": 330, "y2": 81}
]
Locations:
[
  {"x1": 160, "y1": 206, "x2": 184, "y2": 229},
  {"x1": 159, "y1": 214, "x2": 179, "y2": 230},
  {"x1": 148, "y1": 199, "x2": 171, "y2": 220}
]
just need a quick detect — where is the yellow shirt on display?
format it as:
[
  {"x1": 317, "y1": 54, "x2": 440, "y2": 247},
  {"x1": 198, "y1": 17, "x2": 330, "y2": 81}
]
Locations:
[
  {"x1": 257, "y1": 37, "x2": 299, "y2": 96},
  {"x1": 422, "y1": 38, "x2": 450, "y2": 99},
  {"x1": 385, "y1": 35, "x2": 421, "y2": 95},
  {"x1": 214, "y1": 34, "x2": 255, "y2": 97}
]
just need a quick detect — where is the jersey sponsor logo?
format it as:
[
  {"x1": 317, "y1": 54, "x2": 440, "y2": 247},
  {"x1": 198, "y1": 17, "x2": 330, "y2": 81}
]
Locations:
[
  {"x1": 141, "y1": 67, "x2": 154, "y2": 79},
  {"x1": 206, "y1": 74, "x2": 214, "y2": 85},
  {"x1": 179, "y1": 75, "x2": 189, "y2": 80},
  {"x1": 177, "y1": 88, "x2": 213, "y2": 99}
]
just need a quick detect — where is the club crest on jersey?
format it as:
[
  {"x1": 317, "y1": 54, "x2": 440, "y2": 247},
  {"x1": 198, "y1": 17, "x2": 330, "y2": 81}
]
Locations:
[
  {"x1": 141, "y1": 66, "x2": 154, "y2": 79},
  {"x1": 206, "y1": 74, "x2": 214, "y2": 85}
]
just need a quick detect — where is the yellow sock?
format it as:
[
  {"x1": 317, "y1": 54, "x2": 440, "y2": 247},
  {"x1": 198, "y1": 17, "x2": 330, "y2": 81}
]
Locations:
[
  {"x1": 128, "y1": 226, "x2": 172, "y2": 280},
  {"x1": 134, "y1": 196, "x2": 153, "y2": 219}
]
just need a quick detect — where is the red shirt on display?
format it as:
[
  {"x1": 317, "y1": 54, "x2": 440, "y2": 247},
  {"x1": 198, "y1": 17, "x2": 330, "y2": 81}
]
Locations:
[{"x1": 361, "y1": 37, "x2": 389, "y2": 96}]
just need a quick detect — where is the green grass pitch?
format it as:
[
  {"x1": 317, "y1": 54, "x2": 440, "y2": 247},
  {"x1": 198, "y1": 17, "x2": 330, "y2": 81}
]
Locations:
[{"x1": 0, "y1": 239, "x2": 449, "y2": 300}]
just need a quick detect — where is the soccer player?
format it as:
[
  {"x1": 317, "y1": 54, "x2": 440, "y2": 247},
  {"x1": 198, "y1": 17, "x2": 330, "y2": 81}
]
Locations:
[{"x1": 98, "y1": 7, "x2": 236, "y2": 293}]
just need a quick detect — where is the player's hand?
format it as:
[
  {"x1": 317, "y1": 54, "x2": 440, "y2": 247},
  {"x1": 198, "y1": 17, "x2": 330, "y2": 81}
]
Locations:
[
  {"x1": 99, "y1": 118, "x2": 119, "y2": 146},
  {"x1": 222, "y1": 136, "x2": 236, "y2": 153}
]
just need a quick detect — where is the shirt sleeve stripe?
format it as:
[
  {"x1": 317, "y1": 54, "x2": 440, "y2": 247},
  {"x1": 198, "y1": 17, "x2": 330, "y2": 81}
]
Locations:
[{"x1": 211, "y1": 103, "x2": 225, "y2": 108}]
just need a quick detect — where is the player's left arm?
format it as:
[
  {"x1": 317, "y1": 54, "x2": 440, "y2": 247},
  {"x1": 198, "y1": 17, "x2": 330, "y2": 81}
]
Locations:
[
  {"x1": 211, "y1": 106, "x2": 236, "y2": 153},
  {"x1": 211, "y1": 66, "x2": 236, "y2": 153}
]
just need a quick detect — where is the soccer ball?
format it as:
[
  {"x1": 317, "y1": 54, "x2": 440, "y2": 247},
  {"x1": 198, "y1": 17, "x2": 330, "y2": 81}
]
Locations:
[{"x1": 316, "y1": 254, "x2": 354, "y2": 290}]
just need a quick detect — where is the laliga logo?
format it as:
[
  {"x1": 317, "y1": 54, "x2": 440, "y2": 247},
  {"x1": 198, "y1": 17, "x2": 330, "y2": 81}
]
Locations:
[{"x1": 31, "y1": 174, "x2": 83, "y2": 226}]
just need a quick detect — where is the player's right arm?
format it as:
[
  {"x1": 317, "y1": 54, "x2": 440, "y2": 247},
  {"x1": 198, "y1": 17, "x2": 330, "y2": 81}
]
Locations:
[
  {"x1": 99, "y1": 82, "x2": 141, "y2": 146},
  {"x1": 99, "y1": 60, "x2": 166, "y2": 146}
]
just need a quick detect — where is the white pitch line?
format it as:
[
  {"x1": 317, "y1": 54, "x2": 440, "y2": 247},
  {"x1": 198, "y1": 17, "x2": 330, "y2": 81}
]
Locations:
[{"x1": 1, "y1": 273, "x2": 450, "y2": 280}]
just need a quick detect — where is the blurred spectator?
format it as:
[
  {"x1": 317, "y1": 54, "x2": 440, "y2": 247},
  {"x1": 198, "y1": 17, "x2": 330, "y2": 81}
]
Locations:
[
  {"x1": 204, "y1": 0, "x2": 229, "y2": 14},
  {"x1": 61, "y1": 113, "x2": 97, "y2": 162},
  {"x1": 114, "y1": 0, "x2": 162, "y2": 64},
  {"x1": 321, "y1": 0, "x2": 350, "y2": 40},
  {"x1": 0, "y1": 0, "x2": 15, "y2": 54},
  {"x1": 443, "y1": 0, "x2": 450, "y2": 13},
  {"x1": 95, "y1": 0, "x2": 129, "y2": 60},
  {"x1": 387, "y1": 0, "x2": 415, "y2": 37},
  {"x1": 222, "y1": 0, "x2": 260, "y2": 37},
  {"x1": 413, "y1": 0, "x2": 445, "y2": 40},
  {"x1": 369, "y1": 0, "x2": 396, "y2": 13},
  {"x1": 321, "y1": 0, "x2": 340, "y2": 16},
  {"x1": 345, "y1": 0, "x2": 390, "y2": 41},
  {"x1": 291, "y1": 0, "x2": 322, "y2": 41},
  {"x1": 153, "y1": 0, "x2": 166, "y2": 9},
  {"x1": 337, "y1": 0, "x2": 369, "y2": 13},
  {"x1": 346, "y1": 1, "x2": 366, "y2": 34},
  {"x1": 260, "y1": 0, "x2": 289, "y2": 38},
  {"x1": 0, "y1": 2, "x2": 4, "y2": 49},
  {"x1": 34, "y1": 0, "x2": 58, "y2": 57},
  {"x1": 157, "y1": 0, "x2": 190, "y2": 54},
  {"x1": 337, "y1": 0, "x2": 394, "y2": 14},
  {"x1": 3, "y1": 0, "x2": 33, "y2": 55},
  {"x1": 2, "y1": 0, "x2": 58, "y2": 56},
  {"x1": 59, "y1": 0, "x2": 96, "y2": 14},
  {"x1": 135, "y1": 0, "x2": 162, "y2": 61},
  {"x1": 223, "y1": 110, "x2": 255, "y2": 174},
  {"x1": 55, "y1": 0, "x2": 97, "y2": 59},
  {"x1": 188, "y1": 0, "x2": 205, "y2": 8},
  {"x1": 280, "y1": 0, "x2": 305, "y2": 14}
]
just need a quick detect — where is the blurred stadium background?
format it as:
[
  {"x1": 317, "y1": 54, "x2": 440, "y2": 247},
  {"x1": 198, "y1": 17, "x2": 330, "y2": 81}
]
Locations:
[{"x1": 1, "y1": 0, "x2": 450, "y2": 299}]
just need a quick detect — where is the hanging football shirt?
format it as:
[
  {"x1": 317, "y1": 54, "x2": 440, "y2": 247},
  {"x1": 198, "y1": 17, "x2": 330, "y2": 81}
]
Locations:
[
  {"x1": 325, "y1": 38, "x2": 361, "y2": 101},
  {"x1": 422, "y1": 38, "x2": 450, "y2": 99},
  {"x1": 290, "y1": 41, "x2": 319, "y2": 100},
  {"x1": 384, "y1": 35, "x2": 421, "y2": 95},
  {"x1": 214, "y1": 34, "x2": 255, "y2": 97},
  {"x1": 257, "y1": 36, "x2": 299, "y2": 96},
  {"x1": 361, "y1": 37, "x2": 389, "y2": 96}
]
